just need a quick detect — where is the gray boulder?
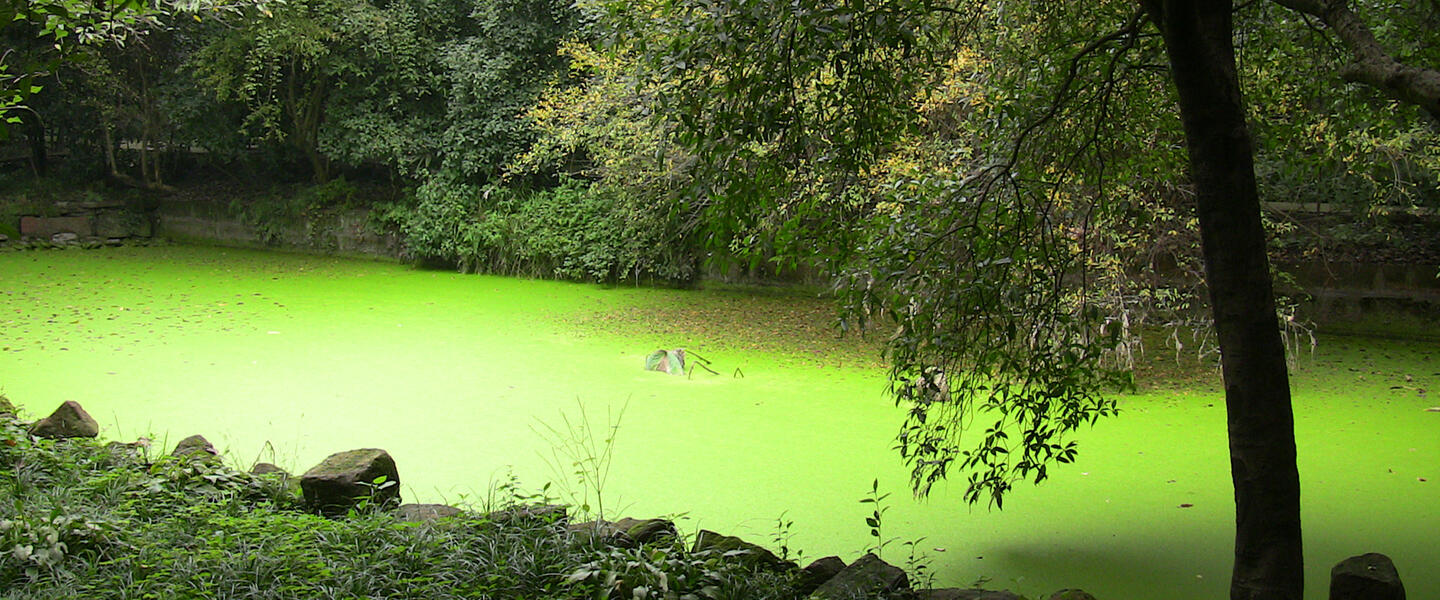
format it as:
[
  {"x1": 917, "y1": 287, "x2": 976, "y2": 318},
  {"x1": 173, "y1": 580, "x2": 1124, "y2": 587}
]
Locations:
[
  {"x1": 1331, "y1": 553, "x2": 1405, "y2": 600},
  {"x1": 171, "y1": 434, "x2": 219, "y2": 462},
  {"x1": 104, "y1": 437, "x2": 153, "y2": 458},
  {"x1": 809, "y1": 553, "x2": 908, "y2": 599},
  {"x1": 51, "y1": 232, "x2": 79, "y2": 245},
  {"x1": 300, "y1": 448, "x2": 400, "y2": 516},
  {"x1": 251, "y1": 462, "x2": 299, "y2": 495},
  {"x1": 251, "y1": 462, "x2": 288, "y2": 477},
  {"x1": 611, "y1": 517, "x2": 678, "y2": 546},
  {"x1": 398, "y1": 503, "x2": 464, "y2": 522},
  {"x1": 29, "y1": 401, "x2": 99, "y2": 439},
  {"x1": 693, "y1": 529, "x2": 793, "y2": 570},
  {"x1": 1048, "y1": 590, "x2": 1096, "y2": 600},
  {"x1": 568, "y1": 517, "x2": 678, "y2": 548},
  {"x1": 798, "y1": 556, "x2": 846, "y2": 596}
]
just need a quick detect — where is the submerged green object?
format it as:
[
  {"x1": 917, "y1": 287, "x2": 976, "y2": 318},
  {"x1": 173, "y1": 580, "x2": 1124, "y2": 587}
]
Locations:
[{"x1": 645, "y1": 349, "x2": 686, "y2": 375}]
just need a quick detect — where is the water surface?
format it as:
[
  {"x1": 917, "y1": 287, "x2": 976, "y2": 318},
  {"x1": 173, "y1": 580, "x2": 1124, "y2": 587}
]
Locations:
[{"x1": 1, "y1": 246, "x2": 1434, "y2": 599}]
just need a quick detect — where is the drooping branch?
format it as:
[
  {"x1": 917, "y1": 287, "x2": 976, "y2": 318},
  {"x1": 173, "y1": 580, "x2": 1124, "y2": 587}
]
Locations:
[{"x1": 1270, "y1": 0, "x2": 1440, "y2": 121}]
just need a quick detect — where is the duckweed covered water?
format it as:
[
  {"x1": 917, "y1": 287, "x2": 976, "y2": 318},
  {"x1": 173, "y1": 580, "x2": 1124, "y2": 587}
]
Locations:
[{"x1": 1, "y1": 246, "x2": 1435, "y2": 599}]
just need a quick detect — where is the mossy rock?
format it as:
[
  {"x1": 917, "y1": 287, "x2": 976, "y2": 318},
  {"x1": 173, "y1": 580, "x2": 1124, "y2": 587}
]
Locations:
[
  {"x1": 29, "y1": 400, "x2": 99, "y2": 439},
  {"x1": 693, "y1": 529, "x2": 793, "y2": 571},
  {"x1": 251, "y1": 462, "x2": 300, "y2": 495},
  {"x1": 398, "y1": 503, "x2": 465, "y2": 522},
  {"x1": 798, "y1": 556, "x2": 846, "y2": 596},
  {"x1": 809, "y1": 553, "x2": 908, "y2": 599},
  {"x1": 300, "y1": 448, "x2": 400, "y2": 516},
  {"x1": 171, "y1": 434, "x2": 220, "y2": 463}
]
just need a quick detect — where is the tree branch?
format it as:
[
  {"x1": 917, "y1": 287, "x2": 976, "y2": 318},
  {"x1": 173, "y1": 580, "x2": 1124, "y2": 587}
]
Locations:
[{"x1": 1270, "y1": 0, "x2": 1440, "y2": 121}]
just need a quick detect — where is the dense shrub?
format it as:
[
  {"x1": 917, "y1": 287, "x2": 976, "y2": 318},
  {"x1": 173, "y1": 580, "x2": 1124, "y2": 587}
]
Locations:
[{"x1": 398, "y1": 176, "x2": 697, "y2": 284}]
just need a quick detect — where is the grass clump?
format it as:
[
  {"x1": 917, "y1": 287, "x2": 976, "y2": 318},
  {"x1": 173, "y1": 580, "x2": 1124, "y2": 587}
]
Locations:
[{"x1": 0, "y1": 411, "x2": 822, "y2": 600}]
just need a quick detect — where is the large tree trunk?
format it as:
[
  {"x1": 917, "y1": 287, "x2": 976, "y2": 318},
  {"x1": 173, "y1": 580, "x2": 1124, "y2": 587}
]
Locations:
[{"x1": 1141, "y1": 2, "x2": 1304, "y2": 599}]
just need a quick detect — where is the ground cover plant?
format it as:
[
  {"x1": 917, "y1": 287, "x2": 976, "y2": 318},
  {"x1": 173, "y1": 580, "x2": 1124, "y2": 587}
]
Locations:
[{"x1": 0, "y1": 405, "x2": 813, "y2": 599}]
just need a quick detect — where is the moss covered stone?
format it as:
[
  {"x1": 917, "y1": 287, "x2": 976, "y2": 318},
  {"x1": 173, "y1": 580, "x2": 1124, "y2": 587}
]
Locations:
[
  {"x1": 171, "y1": 434, "x2": 220, "y2": 462},
  {"x1": 693, "y1": 529, "x2": 792, "y2": 570},
  {"x1": 300, "y1": 448, "x2": 400, "y2": 516},
  {"x1": 28, "y1": 400, "x2": 99, "y2": 439},
  {"x1": 810, "y1": 553, "x2": 908, "y2": 599}
]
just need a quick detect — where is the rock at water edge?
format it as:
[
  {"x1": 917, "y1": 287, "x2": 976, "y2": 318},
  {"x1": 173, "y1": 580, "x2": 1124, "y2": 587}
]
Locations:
[
  {"x1": 693, "y1": 529, "x2": 792, "y2": 570},
  {"x1": 29, "y1": 401, "x2": 99, "y2": 439},
  {"x1": 300, "y1": 448, "x2": 401, "y2": 516},
  {"x1": 1331, "y1": 553, "x2": 1405, "y2": 600},
  {"x1": 398, "y1": 503, "x2": 464, "y2": 522},
  {"x1": 171, "y1": 434, "x2": 219, "y2": 462},
  {"x1": 809, "y1": 553, "x2": 908, "y2": 599},
  {"x1": 797, "y1": 556, "x2": 846, "y2": 596}
]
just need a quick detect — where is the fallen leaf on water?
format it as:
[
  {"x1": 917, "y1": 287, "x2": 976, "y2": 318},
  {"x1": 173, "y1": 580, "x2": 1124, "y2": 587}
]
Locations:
[
  {"x1": 1179, "y1": 503, "x2": 1194, "y2": 508},
  {"x1": 1425, "y1": 407, "x2": 1440, "y2": 412}
]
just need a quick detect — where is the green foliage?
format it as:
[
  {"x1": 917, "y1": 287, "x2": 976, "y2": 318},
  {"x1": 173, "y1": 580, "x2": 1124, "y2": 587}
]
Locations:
[
  {"x1": 1, "y1": 0, "x2": 265, "y2": 153},
  {"x1": 398, "y1": 175, "x2": 696, "y2": 283},
  {"x1": 177, "y1": 0, "x2": 582, "y2": 182},
  {"x1": 835, "y1": 170, "x2": 1132, "y2": 507},
  {"x1": 438, "y1": 0, "x2": 583, "y2": 180},
  {"x1": 0, "y1": 0, "x2": 161, "y2": 138},
  {"x1": 511, "y1": 42, "x2": 693, "y2": 213},
  {"x1": 564, "y1": 540, "x2": 800, "y2": 600},
  {"x1": 1240, "y1": 1, "x2": 1440, "y2": 213},
  {"x1": 615, "y1": 0, "x2": 1144, "y2": 507},
  {"x1": 189, "y1": 0, "x2": 400, "y2": 181},
  {"x1": 859, "y1": 479, "x2": 892, "y2": 558}
]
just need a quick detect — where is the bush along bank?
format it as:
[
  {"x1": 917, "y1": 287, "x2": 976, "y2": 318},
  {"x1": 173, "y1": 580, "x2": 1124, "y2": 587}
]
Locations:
[
  {"x1": 2, "y1": 397, "x2": 1408, "y2": 599},
  {"x1": 386, "y1": 177, "x2": 699, "y2": 285}
]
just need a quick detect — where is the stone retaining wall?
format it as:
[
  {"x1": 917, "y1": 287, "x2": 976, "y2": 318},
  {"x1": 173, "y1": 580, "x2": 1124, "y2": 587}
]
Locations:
[
  {"x1": 155, "y1": 195, "x2": 401, "y2": 259},
  {"x1": 14, "y1": 201, "x2": 152, "y2": 241},
  {"x1": 1280, "y1": 261, "x2": 1440, "y2": 330}
]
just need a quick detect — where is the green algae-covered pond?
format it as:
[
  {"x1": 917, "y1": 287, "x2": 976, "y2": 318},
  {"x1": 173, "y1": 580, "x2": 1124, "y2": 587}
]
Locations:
[{"x1": 2, "y1": 246, "x2": 1436, "y2": 599}]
